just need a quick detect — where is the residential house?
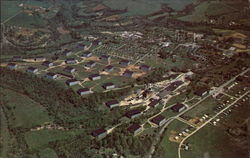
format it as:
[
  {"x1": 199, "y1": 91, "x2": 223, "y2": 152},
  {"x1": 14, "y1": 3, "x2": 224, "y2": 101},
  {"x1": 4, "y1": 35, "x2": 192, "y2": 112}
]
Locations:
[
  {"x1": 100, "y1": 55, "x2": 111, "y2": 61},
  {"x1": 125, "y1": 109, "x2": 142, "y2": 119},
  {"x1": 150, "y1": 115, "x2": 167, "y2": 126},
  {"x1": 85, "y1": 61, "x2": 96, "y2": 68},
  {"x1": 194, "y1": 88, "x2": 209, "y2": 97},
  {"x1": 148, "y1": 99, "x2": 161, "y2": 108},
  {"x1": 139, "y1": 65, "x2": 151, "y2": 71},
  {"x1": 7, "y1": 63, "x2": 18, "y2": 69},
  {"x1": 42, "y1": 61, "x2": 53, "y2": 67},
  {"x1": 105, "y1": 100, "x2": 120, "y2": 109},
  {"x1": 77, "y1": 88, "x2": 92, "y2": 96},
  {"x1": 82, "y1": 51, "x2": 92, "y2": 58},
  {"x1": 64, "y1": 66, "x2": 76, "y2": 73},
  {"x1": 78, "y1": 43, "x2": 87, "y2": 50},
  {"x1": 26, "y1": 67, "x2": 38, "y2": 73},
  {"x1": 119, "y1": 60, "x2": 130, "y2": 66},
  {"x1": 89, "y1": 74, "x2": 101, "y2": 81},
  {"x1": 65, "y1": 58, "x2": 76, "y2": 64},
  {"x1": 103, "y1": 65, "x2": 114, "y2": 72},
  {"x1": 102, "y1": 82, "x2": 115, "y2": 90},
  {"x1": 46, "y1": 72, "x2": 58, "y2": 79},
  {"x1": 12, "y1": 56, "x2": 23, "y2": 61},
  {"x1": 123, "y1": 70, "x2": 134, "y2": 78},
  {"x1": 34, "y1": 56, "x2": 46, "y2": 62},
  {"x1": 171, "y1": 103, "x2": 186, "y2": 112},
  {"x1": 128, "y1": 123, "x2": 143, "y2": 135},
  {"x1": 63, "y1": 49, "x2": 72, "y2": 56},
  {"x1": 65, "y1": 79, "x2": 79, "y2": 86}
]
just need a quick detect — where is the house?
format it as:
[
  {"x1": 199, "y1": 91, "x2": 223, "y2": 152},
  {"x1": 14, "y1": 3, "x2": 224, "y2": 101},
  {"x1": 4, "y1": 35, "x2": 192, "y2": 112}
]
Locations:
[
  {"x1": 171, "y1": 103, "x2": 186, "y2": 112},
  {"x1": 194, "y1": 88, "x2": 209, "y2": 97},
  {"x1": 65, "y1": 58, "x2": 76, "y2": 64},
  {"x1": 12, "y1": 56, "x2": 23, "y2": 61},
  {"x1": 148, "y1": 99, "x2": 161, "y2": 108},
  {"x1": 42, "y1": 61, "x2": 53, "y2": 67},
  {"x1": 119, "y1": 60, "x2": 130, "y2": 66},
  {"x1": 64, "y1": 66, "x2": 76, "y2": 73},
  {"x1": 89, "y1": 74, "x2": 101, "y2": 81},
  {"x1": 63, "y1": 49, "x2": 72, "y2": 56},
  {"x1": 82, "y1": 51, "x2": 92, "y2": 58},
  {"x1": 150, "y1": 115, "x2": 167, "y2": 126},
  {"x1": 91, "y1": 128, "x2": 107, "y2": 139},
  {"x1": 77, "y1": 88, "x2": 92, "y2": 96},
  {"x1": 103, "y1": 65, "x2": 114, "y2": 72},
  {"x1": 34, "y1": 56, "x2": 46, "y2": 62},
  {"x1": 92, "y1": 40, "x2": 102, "y2": 46},
  {"x1": 140, "y1": 65, "x2": 151, "y2": 71},
  {"x1": 78, "y1": 43, "x2": 87, "y2": 50},
  {"x1": 123, "y1": 70, "x2": 134, "y2": 78},
  {"x1": 65, "y1": 79, "x2": 79, "y2": 86},
  {"x1": 125, "y1": 109, "x2": 142, "y2": 119},
  {"x1": 105, "y1": 100, "x2": 119, "y2": 108},
  {"x1": 85, "y1": 61, "x2": 96, "y2": 68},
  {"x1": 100, "y1": 55, "x2": 111, "y2": 61},
  {"x1": 7, "y1": 63, "x2": 18, "y2": 69},
  {"x1": 128, "y1": 123, "x2": 143, "y2": 135},
  {"x1": 46, "y1": 72, "x2": 58, "y2": 79},
  {"x1": 26, "y1": 67, "x2": 38, "y2": 73},
  {"x1": 102, "y1": 82, "x2": 115, "y2": 90}
]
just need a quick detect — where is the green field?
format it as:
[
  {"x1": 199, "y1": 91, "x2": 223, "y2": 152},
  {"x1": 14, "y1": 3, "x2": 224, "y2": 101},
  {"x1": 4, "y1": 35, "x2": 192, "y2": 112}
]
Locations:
[
  {"x1": 38, "y1": 148, "x2": 58, "y2": 158},
  {"x1": 0, "y1": 87, "x2": 51, "y2": 128},
  {"x1": 1, "y1": 1, "x2": 21, "y2": 23}
]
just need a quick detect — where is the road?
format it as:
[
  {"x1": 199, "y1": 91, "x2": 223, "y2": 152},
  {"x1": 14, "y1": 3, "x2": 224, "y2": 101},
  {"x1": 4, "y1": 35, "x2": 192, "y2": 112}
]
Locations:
[
  {"x1": 147, "y1": 68, "x2": 249, "y2": 158},
  {"x1": 177, "y1": 90, "x2": 249, "y2": 158}
]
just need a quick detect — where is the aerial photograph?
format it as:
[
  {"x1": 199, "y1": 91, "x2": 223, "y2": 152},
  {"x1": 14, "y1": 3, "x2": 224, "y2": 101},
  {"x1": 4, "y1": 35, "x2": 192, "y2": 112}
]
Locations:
[{"x1": 0, "y1": 0, "x2": 249, "y2": 158}]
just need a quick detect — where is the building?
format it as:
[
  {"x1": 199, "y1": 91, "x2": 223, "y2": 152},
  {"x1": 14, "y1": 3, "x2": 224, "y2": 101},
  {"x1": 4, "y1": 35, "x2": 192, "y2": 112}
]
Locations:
[
  {"x1": 89, "y1": 74, "x2": 101, "y2": 81},
  {"x1": 7, "y1": 63, "x2": 18, "y2": 69},
  {"x1": 105, "y1": 100, "x2": 120, "y2": 108},
  {"x1": 194, "y1": 88, "x2": 209, "y2": 97},
  {"x1": 65, "y1": 58, "x2": 76, "y2": 64},
  {"x1": 123, "y1": 70, "x2": 134, "y2": 78},
  {"x1": 91, "y1": 128, "x2": 107, "y2": 139},
  {"x1": 26, "y1": 67, "x2": 38, "y2": 73},
  {"x1": 148, "y1": 99, "x2": 161, "y2": 108},
  {"x1": 150, "y1": 115, "x2": 167, "y2": 126},
  {"x1": 63, "y1": 49, "x2": 72, "y2": 56},
  {"x1": 171, "y1": 103, "x2": 186, "y2": 112},
  {"x1": 128, "y1": 123, "x2": 143, "y2": 135},
  {"x1": 46, "y1": 72, "x2": 58, "y2": 79},
  {"x1": 82, "y1": 51, "x2": 92, "y2": 58},
  {"x1": 34, "y1": 56, "x2": 46, "y2": 62},
  {"x1": 92, "y1": 40, "x2": 102, "y2": 46},
  {"x1": 85, "y1": 61, "x2": 96, "y2": 68},
  {"x1": 64, "y1": 66, "x2": 76, "y2": 73},
  {"x1": 12, "y1": 56, "x2": 23, "y2": 61},
  {"x1": 158, "y1": 81, "x2": 184, "y2": 98},
  {"x1": 78, "y1": 43, "x2": 87, "y2": 50},
  {"x1": 100, "y1": 55, "x2": 111, "y2": 61},
  {"x1": 103, "y1": 65, "x2": 114, "y2": 72},
  {"x1": 102, "y1": 82, "x2": 115, "y2": 90},
  {"x1": 119, "y1": 60, "x2": 130, "y2": 66},
  {"x1": 65, "y1": 79, "x2": 79, "y2": 86},
  {"x1": 42, "y1": 61, "x2": 53, "y2": 67},
  {"x1": 77, "y1": 88, "x2": 92, "y2": 96},
  {"x1": 125, "y1": 109, "x2": 142, "y2": 119},
  {"x1": 140, "y1": 65, "x2": 151, "y2": 71}
]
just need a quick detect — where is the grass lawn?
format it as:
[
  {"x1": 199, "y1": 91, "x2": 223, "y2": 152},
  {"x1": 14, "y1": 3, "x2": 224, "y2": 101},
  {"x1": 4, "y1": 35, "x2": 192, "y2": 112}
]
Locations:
[
  {"x1": 1, "y1": 87, "x2": 51, "y2": 128},
  {"x1": 38, "y1": 148, "x2": 58, "y2": 158}
]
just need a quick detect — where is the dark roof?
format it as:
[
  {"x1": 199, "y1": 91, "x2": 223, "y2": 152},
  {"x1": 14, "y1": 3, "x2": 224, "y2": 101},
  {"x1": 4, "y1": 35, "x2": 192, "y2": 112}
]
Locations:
[
  {"x1": 27, "y1": 66, "x2": 37, "y2": 71},
  {"x1": 66, "y1": 58, "x2": 75, "y2": 61},
  {"x1": 83, "y1": 51, "x2": 92, "y2": 55},
  {"x1": 64, "y1": 66, "x2": 75, "y2": 71},
  {"x1": 148, "y1": 99, "x2": 160, "y2": 108},
  {"x1": 194, "y1": 87, "x2": 208, "y2": 96},
  {"x1": 77, "y1": 88, "x2": 91, "y2": 93},
  {"x1": 120, "y1": 60, "x2": 130, "y2": 64},
  {"x1": 8, "y1": 63, "x2": 17, "y2": 66},
  {"x1": 66, "y1": 79, "x2": 78, "y2": 84},
  {"x1": 86, "y1": 60, "x2": 95, "y2": 65},
  {"x1": 105, "y1": 65, "x2": 113, "y2": 69},
  {"x1": 128, "y1": 123, "x2": 141, "y2": 133},
  {"x1": 171, "y1": 103, "x2": 185, "y2": 112},
  {"x1": 35, "y1": 56, "x2": 45, "y2": 59},
  {"x1": 140, "y1": 65, "x2": 150, "y2": 69},
  {"x1": 123, "y1": 70, "x2": 133, "y2": 75},
  {"x1": 47, "y1": 72, "x2": 56, "y2": 76},
  {"x1": 100, "y1": 55, "x2": 110, "y2": 59},
  {"x1": 42, "y1": 61, "x2": 52, "y2": 65},
  {"x1": 150, "y1": 115, "x2": 165, "y2": 125},
  {"x1": 63, "y1": 49, "x2": 71, "y2": 53},
  {"x1": 89, "y1": 74, "x2": 100, "y2": 78},
  {"x1": 125, "y1": 109, "x2": 141, "y2": 118},
  {"x1": 165, "y1": 80, "x2": 184, "y2": 91},
  {"x1": 78, "y1": 44, "x2": 85, "y2": 48},
  {"x1": 103, "y1": 82, "x2": 114, "y2": 87},
  {"x1": 92, "y1": 128, "x2": 107, "y2": 137},
  {"x1": 105, "y1": 100, "x2": 119, "y2": 106}
]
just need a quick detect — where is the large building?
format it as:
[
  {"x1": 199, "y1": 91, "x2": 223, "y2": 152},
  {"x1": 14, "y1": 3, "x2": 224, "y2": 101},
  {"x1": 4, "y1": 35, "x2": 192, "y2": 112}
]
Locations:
[
  {"x1": 46, "y1": 72, "x2": 58, "y2": 79},
  {"x1": 127, "y1": 123, "x2": 143, "y2": 135},
  {"x1": 194, "y1": 88, "x2": 209, "y2": 97},
  {"x1": 171, "y1": 103, "x2": 186, "y2": 112},
  {"x1": 123, "y1": 70, "x2": 134, "y2": 78},
  {"x1": 105, "y1": 100, "x2": 120, "y2": 109},
  {"x1": 64, "y1": 66, "x2": 76, "y2": 73},
  {"x1": 89, "y1": 74, "x2": 101, "y2": 81},
  {"x1": 65, "y1": 79, "x2": 79, "y2": 86},
  {"x1": 148, "y1": 99, "x2": 161, "y2": 108},
  {"x1": 65, "y1": 58, "x2": 76, "y2": 64},
  {"x1": 85, "y1": 61, "x2": 96, "y2": 68},
  {"x1": 102, "y1": 82, "x2": 115, "y2": 90},
  {"x1": 103, "y1": 65, "x2": 114, "y2": 72},
  {"x1": 7, "y1": 63, "x2": 18, "y2": 69},
  {"x1": 77, "y1": 88, "x2": 92, "y2": 96},
  {"x1": 91, "y1": 128, "x2": 107, "y2": 139},
  {"x1": 26, "y1": 67, "x2": 38, "y2": 73},
  {"x1": 125, "y1": 109, "x2": 142, "y2": 119},
  {"x1": 150, "y1": 115, "x2": 167, "y2": 126},
  {"x1": 42, "y1": 61, "x2": 53, "y2": 67}
]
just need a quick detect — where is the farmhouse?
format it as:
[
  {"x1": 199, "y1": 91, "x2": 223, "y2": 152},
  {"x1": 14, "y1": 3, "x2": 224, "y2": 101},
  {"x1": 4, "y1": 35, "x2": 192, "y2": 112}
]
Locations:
[
  {"x1": 91, "y1": 128, "x2": 107, "y2": 139},
  {"x1": 171, "y1": 103, "x2": 186, "y2": 112},
  {"x1": 100, "y1": 55, "x2": 111, "y2": 61},
  {"x1": 127, "y1": 123, "x2": 143, "y2": 135},
  {"x1": 102, "y1": 82, "x2": 115, "y2": 90},
  {"x1": 125, "y1": 109, "x2": 142, "y2": 119},
  {"x1": 150, "y1": 115, "x2": 167, "y2": 126},
  {"x1": 82, "y1": 51, "x2": 92, "y2": 58},
  {"x1": 194, "y1": 87, "x2": 209, "y2": 97},
  {"x1": 123, "y1": 70, "x2": 134, "y2": 78},
  {"x1": 85, "y1": 61, "x2": 96, "y2": 68},
  {"x1": 63, "y1": 49, "x2": 72, "y2": 56},
  {"x1": 12, "y1": 56, "x2": 23, "y2": 61},
  {"x1": 42, "y1": 61, "x2": 53, "y2": 67},
  {"x1": 7, "y1": 63, "x2": 18, "y2": 69},
  {"x1": 103, "y1": 65, "x2": 114, "y2": 72},
  {"x1": 140, "y1": 65, "x2": 151, "y2": 71},
  {"x1": 148, "y1": 99, "x2": 161, "y2": 108},
  {"x1": 64, "y1": 66, "x2": 76, "y2": 73},
  {"x1": 89, "y1": 74, "x2": 101, "y2": 81},
  {"x1": 46, "y1": 72, "x2": 58, "y2": 79},
  {"x1": 35, "y1": 56, "x2": 46, "y2": 62},
  {"x1": 66, "y1": 79, "x2": 79, "y2": 86},
  {"x1": 105, "y1": 100, "x2": 120, "y2": 108},
  {"x1": 26, "y1": 67, "x2": 38, "y2": 73},
  {"x1": 65, "y1": 58, "x2": 76, "y2": 64},
  {"x1": 77, "y1": 88, "x2": 92, "y2": 96},
  {"x1": 119, "y1": 60, "x2": 130, "y2": 66}
]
